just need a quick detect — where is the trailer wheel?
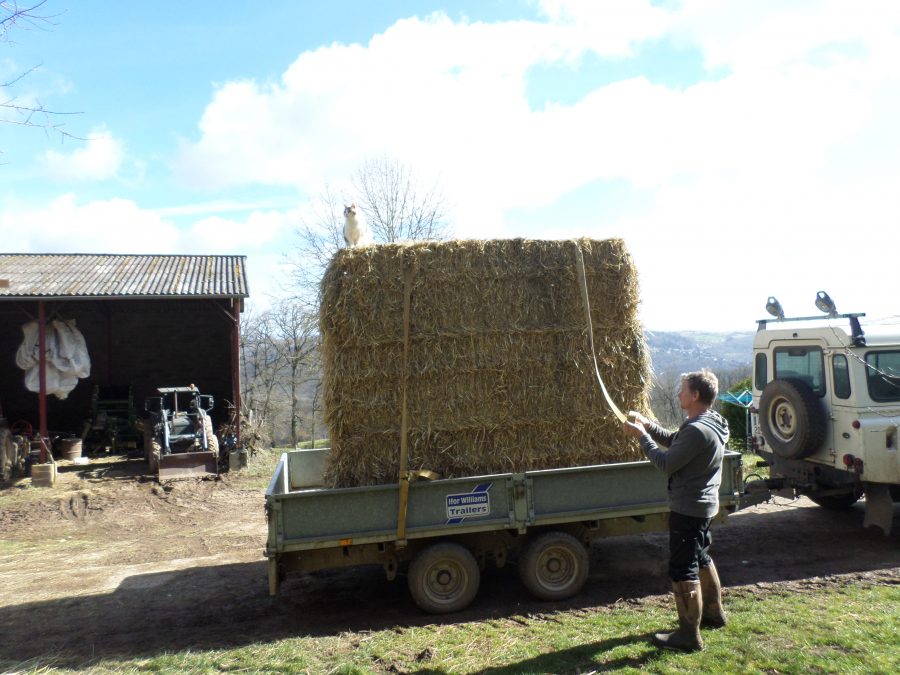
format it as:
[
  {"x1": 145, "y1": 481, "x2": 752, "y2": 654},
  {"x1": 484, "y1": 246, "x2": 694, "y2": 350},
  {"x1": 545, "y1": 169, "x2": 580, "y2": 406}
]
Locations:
[
  {"x1": 519, "y1": 531, "x2": 589, "y2": 601},
  {"x1": 759, "y1": 378, "x2": 826, "y2": 460},
  {"x1": 408, "y1": 542, "x2": 480, "y2": 614}
]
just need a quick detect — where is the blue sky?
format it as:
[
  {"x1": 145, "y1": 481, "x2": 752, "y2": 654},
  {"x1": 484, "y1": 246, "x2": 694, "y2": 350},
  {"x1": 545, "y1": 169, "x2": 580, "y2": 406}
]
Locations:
[{"x1": 2, "y1": 1, "x2": 899, "y2": 331}]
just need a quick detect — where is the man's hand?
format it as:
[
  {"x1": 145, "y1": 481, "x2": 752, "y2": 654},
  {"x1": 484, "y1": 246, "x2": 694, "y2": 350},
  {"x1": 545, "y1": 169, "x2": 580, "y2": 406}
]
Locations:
[
  {"x1": 622, "y1": 411, "x2": 649, "y2": 439},
  {"x1": 628, "y1": 410, "x2": 650, "y2": 427}
]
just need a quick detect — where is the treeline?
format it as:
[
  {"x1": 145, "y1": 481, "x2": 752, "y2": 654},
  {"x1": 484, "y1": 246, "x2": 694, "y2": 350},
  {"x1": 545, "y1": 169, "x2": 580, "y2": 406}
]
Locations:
[{"x1": 239, "y1": 314, "x2": 752, "y2": 449}]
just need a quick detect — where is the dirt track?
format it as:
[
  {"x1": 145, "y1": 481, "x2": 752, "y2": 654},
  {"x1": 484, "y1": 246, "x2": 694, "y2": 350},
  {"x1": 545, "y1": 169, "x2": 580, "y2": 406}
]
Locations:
[{"x1": 1, "y1": 455, "x2": 898, "y2": 668}]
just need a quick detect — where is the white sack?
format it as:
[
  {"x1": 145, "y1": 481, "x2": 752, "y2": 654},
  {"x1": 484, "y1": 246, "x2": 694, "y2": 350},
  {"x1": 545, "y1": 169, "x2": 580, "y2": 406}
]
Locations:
[{"x1": 17, "y1": 320, "x2": 92, "y2": 400}]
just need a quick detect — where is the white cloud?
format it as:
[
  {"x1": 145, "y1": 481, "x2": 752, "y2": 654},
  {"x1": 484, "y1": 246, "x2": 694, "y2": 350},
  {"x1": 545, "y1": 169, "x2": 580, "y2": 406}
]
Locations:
[
  {"x1": 174, "y1": 5, "x2": 897, "y2": 193},
  {"x1": 0, "y1": 194, "x2": 179, "y2": 253},
  {"x1": 186, "y1": 209, "x2": 297, "y2": 254},
  {"x1": 42, "y1": 127, "x2": 124, "y2": 181},
  {"x1": 0, "y1": 194, "x2": 294, "y2": 257},
  {"x1": 164, "y1": 3, "x2": 900, "y2": 327},
  {"x1": 538, "y1": 0, "x2": 671, "y2": 56}
]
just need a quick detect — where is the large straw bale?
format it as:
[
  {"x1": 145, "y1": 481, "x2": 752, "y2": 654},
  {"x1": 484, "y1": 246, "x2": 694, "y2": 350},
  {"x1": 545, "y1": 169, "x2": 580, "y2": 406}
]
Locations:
[{"x1": 320, "y1": 238, "x2": 650, "y2": 487}]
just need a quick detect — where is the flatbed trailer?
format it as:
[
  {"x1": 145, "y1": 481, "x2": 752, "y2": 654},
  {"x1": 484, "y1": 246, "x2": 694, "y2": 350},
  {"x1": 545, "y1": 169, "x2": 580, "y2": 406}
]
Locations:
[{"x1": 265, "y1": 448, "x2": 746, "y2": 613}]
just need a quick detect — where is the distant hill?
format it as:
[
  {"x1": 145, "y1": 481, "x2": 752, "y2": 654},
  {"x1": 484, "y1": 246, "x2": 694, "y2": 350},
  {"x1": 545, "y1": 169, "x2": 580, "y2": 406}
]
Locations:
[{"x1": 645, "y1": 329, "x2": 754, "y2": 375}]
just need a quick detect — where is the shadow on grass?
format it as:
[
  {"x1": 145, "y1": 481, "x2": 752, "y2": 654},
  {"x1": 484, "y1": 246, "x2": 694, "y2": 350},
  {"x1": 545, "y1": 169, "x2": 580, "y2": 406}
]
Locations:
[{"x1": 472, "y1": 634, "x2": 655, "y2": 674}]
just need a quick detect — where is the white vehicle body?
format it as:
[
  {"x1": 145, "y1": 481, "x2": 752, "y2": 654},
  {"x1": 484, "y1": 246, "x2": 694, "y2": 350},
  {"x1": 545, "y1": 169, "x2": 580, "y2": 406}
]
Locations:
[{"x1": 750, "y1": 314, "x2": 899, "y2": 533}]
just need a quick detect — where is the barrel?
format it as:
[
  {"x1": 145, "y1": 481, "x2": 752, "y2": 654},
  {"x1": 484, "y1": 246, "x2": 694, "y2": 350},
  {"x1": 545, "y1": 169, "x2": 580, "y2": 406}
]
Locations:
[{"x1": 61, "y1": 438, "x2": 83, "y2": 461}]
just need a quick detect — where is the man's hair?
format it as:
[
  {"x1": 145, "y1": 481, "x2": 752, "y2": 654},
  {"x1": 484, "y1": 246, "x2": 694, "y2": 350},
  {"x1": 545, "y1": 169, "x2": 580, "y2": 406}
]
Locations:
[{"x1": 681, "y1": 369, "x2": 719, "y2": 406}]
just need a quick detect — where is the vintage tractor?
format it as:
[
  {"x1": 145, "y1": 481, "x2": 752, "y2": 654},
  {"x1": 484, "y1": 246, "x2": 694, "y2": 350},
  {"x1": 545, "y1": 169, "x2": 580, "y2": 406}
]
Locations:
[
  {"x1": 144, "y1": 386, "x2": 219, "y2": 480},
  {"x1": 84, "y1": 384, "x2": 143, "y2": 457}
]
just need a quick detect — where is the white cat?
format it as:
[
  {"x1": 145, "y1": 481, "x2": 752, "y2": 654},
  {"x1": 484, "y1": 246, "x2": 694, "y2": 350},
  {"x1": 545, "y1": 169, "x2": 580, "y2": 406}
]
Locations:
[{"x1": 343, "y1": 203, "x2": 373, "y2": 247}]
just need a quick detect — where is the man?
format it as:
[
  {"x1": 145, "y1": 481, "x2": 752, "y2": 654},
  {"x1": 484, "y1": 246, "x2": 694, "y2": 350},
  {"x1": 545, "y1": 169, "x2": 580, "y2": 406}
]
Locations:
[{"x1": 622, "y1": 369, "x2": 729, "y2": 652}]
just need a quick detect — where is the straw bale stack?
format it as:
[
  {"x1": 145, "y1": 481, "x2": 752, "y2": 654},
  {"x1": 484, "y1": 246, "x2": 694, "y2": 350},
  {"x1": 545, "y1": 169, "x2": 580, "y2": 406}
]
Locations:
[{"x1": 319, "y1": 238, "x2": 650, "y2": 487}]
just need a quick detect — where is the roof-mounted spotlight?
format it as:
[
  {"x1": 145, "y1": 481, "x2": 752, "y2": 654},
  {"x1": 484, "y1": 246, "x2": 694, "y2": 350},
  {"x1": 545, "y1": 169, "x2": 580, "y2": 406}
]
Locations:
[
  {"x1": 765, "y1": 296, "x2": 784, "y2": 320},
  {"x1": 815, "y1": 291, "x2": 838, "y2": 317}
]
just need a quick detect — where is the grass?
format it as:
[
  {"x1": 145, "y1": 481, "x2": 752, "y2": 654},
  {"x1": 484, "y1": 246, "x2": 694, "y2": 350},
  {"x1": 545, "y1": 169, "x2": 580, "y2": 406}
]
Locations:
[
  {"x1": 229, "y1": 447, "x2": 285, "y2": 489},
  {"x1": 6, "y1": 579, "x2": 897, "y2": 674},
  {"x1": 234, "y1": 442, "x2": 328, "y2": 489},
  {"x1": 294, "y1": 439, "x2": 330, "y2": 449}
]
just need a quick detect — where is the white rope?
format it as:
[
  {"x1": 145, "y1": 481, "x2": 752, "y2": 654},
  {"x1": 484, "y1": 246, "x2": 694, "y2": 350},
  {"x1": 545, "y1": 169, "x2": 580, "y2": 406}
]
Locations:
[{"x1": 574, "y1": 243, "x2": 627, "y2": 423}]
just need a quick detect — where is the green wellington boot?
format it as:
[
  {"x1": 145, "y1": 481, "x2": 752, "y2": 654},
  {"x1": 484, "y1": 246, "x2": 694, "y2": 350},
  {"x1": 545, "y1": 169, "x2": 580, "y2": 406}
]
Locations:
[
  {"x1": 652, "y1": 580, "x2": 704, "y2": 652},
  {"x1": 699, "y1": 562, "x2": 727, "y2": 629}
]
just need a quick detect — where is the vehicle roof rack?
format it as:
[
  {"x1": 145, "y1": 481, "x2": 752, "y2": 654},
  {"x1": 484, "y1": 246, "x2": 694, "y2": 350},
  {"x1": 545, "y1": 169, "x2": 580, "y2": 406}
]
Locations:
[{"x1": 756, "y1": 312, "x2": 866, "y2": 346}]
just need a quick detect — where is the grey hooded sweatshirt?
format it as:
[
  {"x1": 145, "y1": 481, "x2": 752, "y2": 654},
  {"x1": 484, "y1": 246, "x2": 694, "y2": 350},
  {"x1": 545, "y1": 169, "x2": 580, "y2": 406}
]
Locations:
[{"x1": 638, "y1": 410, "x2": 730, "y2": 518}]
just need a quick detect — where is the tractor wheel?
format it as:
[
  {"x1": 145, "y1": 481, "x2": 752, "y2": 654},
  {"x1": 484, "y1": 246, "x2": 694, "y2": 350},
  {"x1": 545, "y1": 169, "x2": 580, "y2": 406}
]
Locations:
[
  {"x1": 202, "y1": 414, "x2": 219, "y2": 457},
  {"x1": 518, "y1": 531, "x2": 589, "y2": 601},
  {"x1": 12, "y1": 436, "x2": 26, "y2": 475},
  {"x1": 408, "y1": 542, "x2": 480, "y2": 614},
  {"x1": 759, "y1": 378, "x2": 826, "y2": 460},
  {"x1": 0, "y1": 429, "x2": 12, "y2": 481}
]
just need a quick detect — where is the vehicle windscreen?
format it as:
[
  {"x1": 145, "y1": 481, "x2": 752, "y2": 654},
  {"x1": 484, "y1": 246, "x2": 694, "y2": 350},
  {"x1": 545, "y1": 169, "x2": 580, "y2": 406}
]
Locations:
[
  {"x1": 774, "y1": 346, "x2": 825, "y2": 396},
  {"x1": 865, "y1": 350, "x2": 900, "y2": 402}
]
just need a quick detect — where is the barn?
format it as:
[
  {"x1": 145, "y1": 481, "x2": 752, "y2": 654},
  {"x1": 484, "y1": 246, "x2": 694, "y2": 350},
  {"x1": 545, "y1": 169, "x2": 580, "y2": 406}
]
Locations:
[{"x1": 0, "y1": 254, "x2": 248, "y2": 456}]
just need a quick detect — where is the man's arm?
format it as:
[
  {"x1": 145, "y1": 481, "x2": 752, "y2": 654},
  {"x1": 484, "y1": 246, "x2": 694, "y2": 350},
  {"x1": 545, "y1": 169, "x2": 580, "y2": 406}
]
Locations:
[
  {"x1": 638, "y1": 425, "x2": 705, "y2": 476},
  {"x1": 626, "y1": 411, "x2": 675, "y2": 448},
  {"x1": 644, "y1": 420, "x2": 676, "y2": 449}
]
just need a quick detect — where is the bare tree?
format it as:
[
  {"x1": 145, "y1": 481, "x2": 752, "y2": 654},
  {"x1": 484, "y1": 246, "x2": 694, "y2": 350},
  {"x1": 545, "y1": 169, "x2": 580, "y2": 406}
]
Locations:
[
  {"x1": 353, "y1": 155, "x2": 449, "y2": 242},
  {"x1": 1, "y1": 1, "x2": 52, "y2": 41},
  {"x1": 277, "y1": 157, "x2": 450, "y2": 444},
  {"x1": 290, "y1": 185, "x2": 347, "y2": 306},
  {"x1": 289, "y1": 157, "x2": 450, "y2": 306},
  {"x1": 1, "y1": 2, "x2": 81, "y2": 144},
  {"x1": 271, "y1": 299, "x2": 318, "y2": 447},
  {"x1": 648, "y1": 369, "x2": 683, "y2": 428},
  {"x1": 239, "y1": 309, "x2": 284, "y2": 430}
]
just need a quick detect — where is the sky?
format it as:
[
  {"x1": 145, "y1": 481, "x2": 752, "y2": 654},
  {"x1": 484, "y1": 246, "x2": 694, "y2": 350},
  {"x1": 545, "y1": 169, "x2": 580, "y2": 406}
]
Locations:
[{"x1": 1, "y1": 0, "x2": 899, "y2": 332}]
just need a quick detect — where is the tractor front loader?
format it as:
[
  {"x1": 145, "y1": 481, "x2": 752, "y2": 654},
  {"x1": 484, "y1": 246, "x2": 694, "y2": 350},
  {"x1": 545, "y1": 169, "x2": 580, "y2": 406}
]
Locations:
[{"x1": 145, "y1": 386, "x2": 219, "y2": 480}]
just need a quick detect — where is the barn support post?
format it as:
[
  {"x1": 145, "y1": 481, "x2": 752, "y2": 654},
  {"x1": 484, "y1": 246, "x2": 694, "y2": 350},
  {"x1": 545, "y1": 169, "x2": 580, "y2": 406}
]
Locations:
[
  {"x1": 37, "y1": 300, "x2": 49, "y2": 462},
  {"x1": 231, "y1": 298, "x2": 242, "y2": 446}
]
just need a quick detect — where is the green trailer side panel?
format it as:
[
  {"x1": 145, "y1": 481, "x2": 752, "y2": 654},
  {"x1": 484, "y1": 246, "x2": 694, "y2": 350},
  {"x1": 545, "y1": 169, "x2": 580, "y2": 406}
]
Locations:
[
  {"x1": 276, "y1": 474, "x2": 516, "y2": 545},
  {"x1": 267, "y1": 450, "x2": 744, "y2": 553},
  {"x1": 528, "y1": 461, "x2": 669, "y2": 522}
]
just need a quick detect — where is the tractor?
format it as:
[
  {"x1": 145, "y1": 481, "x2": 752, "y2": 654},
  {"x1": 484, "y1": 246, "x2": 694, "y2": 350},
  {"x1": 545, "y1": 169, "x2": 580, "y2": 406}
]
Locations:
[{"x1": 144, "y1": 386, "x2": 219, "y2": 480}]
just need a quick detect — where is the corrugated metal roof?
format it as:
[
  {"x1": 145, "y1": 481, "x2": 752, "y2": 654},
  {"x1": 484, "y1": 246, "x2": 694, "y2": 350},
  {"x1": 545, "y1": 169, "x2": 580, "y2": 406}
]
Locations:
[{"x1": 0, "y1": 254, "x2": 249, "y2": 299}]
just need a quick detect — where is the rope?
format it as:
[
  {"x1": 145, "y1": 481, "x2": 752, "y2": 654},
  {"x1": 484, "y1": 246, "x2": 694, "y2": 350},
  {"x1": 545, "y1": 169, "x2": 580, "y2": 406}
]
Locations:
[{"x1": 574, "y1": 243, "x2": 627, "y2": 424}]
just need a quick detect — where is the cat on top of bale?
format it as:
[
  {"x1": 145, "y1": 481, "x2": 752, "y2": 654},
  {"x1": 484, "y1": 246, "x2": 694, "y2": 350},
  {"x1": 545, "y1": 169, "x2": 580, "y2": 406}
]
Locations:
[{"x1": 343, "y1": 203, "x2": 373, "y2": 247}]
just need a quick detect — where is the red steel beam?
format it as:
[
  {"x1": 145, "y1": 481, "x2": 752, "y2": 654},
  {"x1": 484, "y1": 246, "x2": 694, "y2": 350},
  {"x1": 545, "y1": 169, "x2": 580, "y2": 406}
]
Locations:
[
  {"x1": 231, "y1": 298, "x2": 242, "y2": 446},
  {"x1": 37, "y1": 301, "x2": 48, "y2": 461}
]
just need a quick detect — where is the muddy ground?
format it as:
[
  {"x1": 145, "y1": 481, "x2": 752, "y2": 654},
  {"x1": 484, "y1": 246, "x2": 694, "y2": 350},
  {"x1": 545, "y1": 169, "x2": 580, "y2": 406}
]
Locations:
[{"x1": 0, "y1": 454, "x2": 898, "y2": 669}]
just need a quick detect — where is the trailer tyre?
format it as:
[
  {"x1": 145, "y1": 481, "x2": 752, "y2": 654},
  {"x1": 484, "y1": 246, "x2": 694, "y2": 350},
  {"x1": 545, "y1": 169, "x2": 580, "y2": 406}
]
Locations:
[
  {"x1": 759, "y1": 378, "x2": 826, "y2": 460},
  {"x1": 408, "y1": 542, "x2": 480, "y2": 614},
  {"x1": 519, "y1": 531, "x2": 589, "y2": 601}
]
